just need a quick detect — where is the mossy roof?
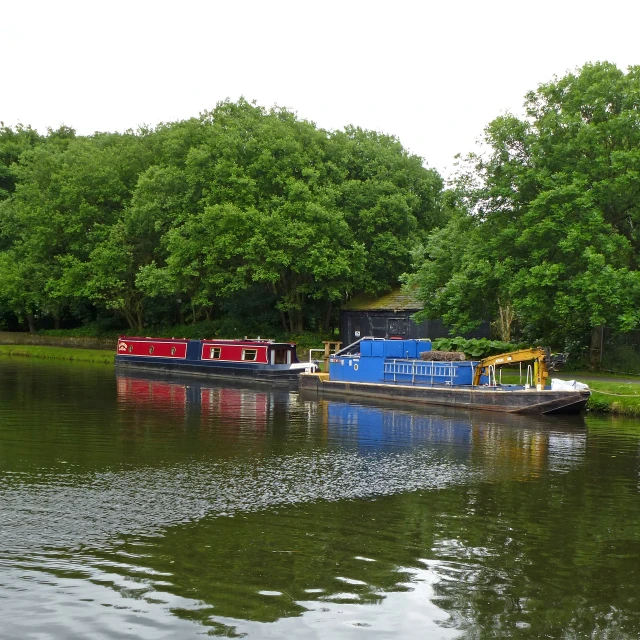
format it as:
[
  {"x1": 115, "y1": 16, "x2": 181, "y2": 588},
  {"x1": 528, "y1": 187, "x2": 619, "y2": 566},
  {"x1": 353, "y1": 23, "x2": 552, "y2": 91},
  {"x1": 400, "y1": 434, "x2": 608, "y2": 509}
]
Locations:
[{"x1": 341, "y1": 287, "x2": 423, "y2": 311}]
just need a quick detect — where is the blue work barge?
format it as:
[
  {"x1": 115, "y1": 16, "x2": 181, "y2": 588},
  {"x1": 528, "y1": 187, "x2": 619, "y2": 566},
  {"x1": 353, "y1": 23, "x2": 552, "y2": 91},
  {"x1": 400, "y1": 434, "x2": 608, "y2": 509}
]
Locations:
[{"x1": 299, "y1": 338, "x2": 590, "y2": 415}]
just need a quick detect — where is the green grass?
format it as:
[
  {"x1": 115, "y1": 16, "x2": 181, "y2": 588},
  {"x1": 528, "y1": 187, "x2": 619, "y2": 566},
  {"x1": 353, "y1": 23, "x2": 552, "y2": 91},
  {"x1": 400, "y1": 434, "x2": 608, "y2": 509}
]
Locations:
[
  {"x1": 500, "y1": 369, "x2": 640, "y2": 417},
  {"x1": 0, "y1": 344, "x2": 115, "y2": 364},
  {"x1": 582, "y1": 380, "x2": 640, "y2": 416}
]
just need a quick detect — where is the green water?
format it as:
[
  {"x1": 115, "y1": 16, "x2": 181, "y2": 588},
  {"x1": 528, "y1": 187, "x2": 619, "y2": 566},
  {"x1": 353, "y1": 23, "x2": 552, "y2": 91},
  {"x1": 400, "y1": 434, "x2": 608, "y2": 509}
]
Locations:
[{"x1": 1, "y1": 359, "x2": 639, "y2": 639}]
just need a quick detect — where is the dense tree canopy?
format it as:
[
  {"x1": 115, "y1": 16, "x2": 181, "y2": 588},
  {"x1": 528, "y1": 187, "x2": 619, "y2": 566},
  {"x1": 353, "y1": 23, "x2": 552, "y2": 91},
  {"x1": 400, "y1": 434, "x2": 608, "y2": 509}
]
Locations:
[
  {"x1": 5, "y1": 65, "x2": 638, "y2": 349},
  {"x1": 408, "y1": 62, "x2": 640, "y2": 348},
  {"x1": 0, "y1": 101, "x2": 444, "y2": 333}
]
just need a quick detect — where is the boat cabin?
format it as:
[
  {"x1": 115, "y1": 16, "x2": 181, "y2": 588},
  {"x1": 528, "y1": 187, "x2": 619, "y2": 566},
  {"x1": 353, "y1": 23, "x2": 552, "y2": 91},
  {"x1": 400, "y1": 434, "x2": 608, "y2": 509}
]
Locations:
[{"x1": 116, "y1": 336, "x2": 299, "y2": 365}]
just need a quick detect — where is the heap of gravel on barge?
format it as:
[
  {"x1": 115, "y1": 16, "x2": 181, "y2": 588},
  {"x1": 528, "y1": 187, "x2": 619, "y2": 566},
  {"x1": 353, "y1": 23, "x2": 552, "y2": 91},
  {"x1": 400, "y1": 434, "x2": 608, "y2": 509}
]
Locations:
[
  {"x1": 299, "y1": 338, "x2": 590, "y2": 415},
  {"x1": 115, "y1": 336, "x2": 317, "y2": 382}
]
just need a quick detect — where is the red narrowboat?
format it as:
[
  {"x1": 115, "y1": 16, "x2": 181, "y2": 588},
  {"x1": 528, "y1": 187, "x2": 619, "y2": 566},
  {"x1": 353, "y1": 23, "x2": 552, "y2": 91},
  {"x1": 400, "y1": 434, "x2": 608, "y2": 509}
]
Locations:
[{"x1": 115, "y1": 336, "x2": 318, "y2": 381}]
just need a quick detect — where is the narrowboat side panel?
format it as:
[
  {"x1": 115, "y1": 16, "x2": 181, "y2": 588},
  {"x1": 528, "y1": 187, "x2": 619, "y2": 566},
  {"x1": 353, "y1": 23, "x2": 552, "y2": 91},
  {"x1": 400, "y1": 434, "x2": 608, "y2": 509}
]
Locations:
[
  {"x1": 117, "y1": 338, "x2": 188, "y2": 359},
  {"x1": 115, "y1": 357, "x2": 305, "y2": 381},
  {"x1": 200, "y1": 342, "x2": 270, "y2": 364}
]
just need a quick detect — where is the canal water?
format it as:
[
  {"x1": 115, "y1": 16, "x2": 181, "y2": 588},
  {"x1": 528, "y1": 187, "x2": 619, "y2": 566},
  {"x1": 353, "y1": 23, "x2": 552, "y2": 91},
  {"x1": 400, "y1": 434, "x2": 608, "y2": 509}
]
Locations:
[{"x1": 1, "y1": 359, "x2": 639, "y2": 639}]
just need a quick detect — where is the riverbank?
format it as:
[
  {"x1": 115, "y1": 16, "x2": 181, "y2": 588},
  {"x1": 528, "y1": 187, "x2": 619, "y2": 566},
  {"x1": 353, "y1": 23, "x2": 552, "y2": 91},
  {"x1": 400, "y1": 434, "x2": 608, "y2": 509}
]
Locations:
[
  {"x1": 0, "y1": 345, "x2": 114, "y2": 364},
  {"x1": 0, "y1": 330, "x2": 116, "y2": 350},
  {"x1": 1, "y1": 345, "x2": 639, "y2": 415},
  {"x1": 582, "y1": 379, "x2": 640, "y2": 417}
]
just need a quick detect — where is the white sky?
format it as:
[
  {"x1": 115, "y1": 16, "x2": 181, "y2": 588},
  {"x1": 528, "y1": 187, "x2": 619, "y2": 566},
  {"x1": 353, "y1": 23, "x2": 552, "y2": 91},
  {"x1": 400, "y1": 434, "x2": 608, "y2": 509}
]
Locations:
[{"x1": 2, "y1": 0, "x2": 639, "y2": 177}]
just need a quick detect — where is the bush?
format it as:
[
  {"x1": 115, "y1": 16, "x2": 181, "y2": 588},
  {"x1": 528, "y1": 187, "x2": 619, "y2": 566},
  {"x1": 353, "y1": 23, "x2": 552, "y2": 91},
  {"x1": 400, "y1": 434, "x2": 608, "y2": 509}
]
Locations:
[{"x1": 431, "y1": 337, "x2": 528, "y2": 359}]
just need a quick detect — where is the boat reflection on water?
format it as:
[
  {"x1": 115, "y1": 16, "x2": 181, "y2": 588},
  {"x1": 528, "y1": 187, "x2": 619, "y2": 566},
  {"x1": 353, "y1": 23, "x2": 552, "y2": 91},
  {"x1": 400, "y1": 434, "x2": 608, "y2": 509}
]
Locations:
[
  {"x1": 116, "y1": 371, "x2": 587, "y2": 477},
  {"x1": 306, "y1": 393, "x2": 587, "y2": 478},
  {"x1": 116, "y1": 371, "x2": 285, "y2": 427}
]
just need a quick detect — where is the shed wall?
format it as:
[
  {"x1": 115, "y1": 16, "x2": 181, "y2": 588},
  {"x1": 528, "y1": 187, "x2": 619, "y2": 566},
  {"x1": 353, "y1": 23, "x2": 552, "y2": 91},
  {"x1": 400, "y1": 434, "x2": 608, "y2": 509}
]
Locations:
[{"x1": 340, "y1": 310, "x2": 490, "y2": 346}]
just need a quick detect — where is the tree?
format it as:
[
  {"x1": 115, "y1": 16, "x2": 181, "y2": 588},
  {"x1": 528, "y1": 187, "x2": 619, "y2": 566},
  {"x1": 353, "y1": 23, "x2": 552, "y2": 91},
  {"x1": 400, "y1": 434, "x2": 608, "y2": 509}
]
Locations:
[
  {"x1": 409, "y1": 62, "x2": 640, "y2": 347},
  {"x1": 0, "y1": 100, "x2": 445, "y2": 333},
  {"x1": 331, "y1": 127, "x2": 444, "y2": 295},
  {"x1": 0, "y1": 123, "x2": 43, "y2": 202},
  {"x1": 0, "y1": 128, "x2": 158, "y2": 329}
]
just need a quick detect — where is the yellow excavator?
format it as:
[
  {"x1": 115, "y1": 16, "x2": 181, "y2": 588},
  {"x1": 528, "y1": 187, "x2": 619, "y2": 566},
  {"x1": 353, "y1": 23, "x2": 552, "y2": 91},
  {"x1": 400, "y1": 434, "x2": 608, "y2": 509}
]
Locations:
[{"x1": 473, "y1": 347, "x2": 550, "y2": 390}]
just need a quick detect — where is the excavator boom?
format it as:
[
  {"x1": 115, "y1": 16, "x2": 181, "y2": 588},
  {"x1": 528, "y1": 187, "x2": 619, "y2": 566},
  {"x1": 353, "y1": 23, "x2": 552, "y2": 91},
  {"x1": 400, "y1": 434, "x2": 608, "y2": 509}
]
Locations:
[{"x1": 473, "y1": 347, "x2": 550, "y2": 388}]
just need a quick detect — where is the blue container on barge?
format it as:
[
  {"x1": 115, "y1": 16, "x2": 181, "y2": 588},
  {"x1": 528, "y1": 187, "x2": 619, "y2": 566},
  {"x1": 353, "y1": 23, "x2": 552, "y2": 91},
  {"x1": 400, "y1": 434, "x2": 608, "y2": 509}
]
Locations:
[{"x1": 328, "y1": 338, "x2": 488, "y2": 386}]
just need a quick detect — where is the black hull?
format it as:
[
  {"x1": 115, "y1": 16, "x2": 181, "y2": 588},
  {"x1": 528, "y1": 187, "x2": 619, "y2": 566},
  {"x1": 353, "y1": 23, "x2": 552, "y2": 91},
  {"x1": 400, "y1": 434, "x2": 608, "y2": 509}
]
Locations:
[
  {"x1": 114, "y1": 357, "x2": 304, "y2": 383},
  {"x1": 299, "y1": 376, "x2": 590, "y2": 415}
]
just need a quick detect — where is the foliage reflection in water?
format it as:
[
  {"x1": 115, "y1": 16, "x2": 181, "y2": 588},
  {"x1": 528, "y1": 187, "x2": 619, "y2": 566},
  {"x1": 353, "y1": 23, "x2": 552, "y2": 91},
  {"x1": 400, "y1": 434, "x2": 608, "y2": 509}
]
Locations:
[{"x1": 0, "y1": 360, "x2": 639, "y2": 638}]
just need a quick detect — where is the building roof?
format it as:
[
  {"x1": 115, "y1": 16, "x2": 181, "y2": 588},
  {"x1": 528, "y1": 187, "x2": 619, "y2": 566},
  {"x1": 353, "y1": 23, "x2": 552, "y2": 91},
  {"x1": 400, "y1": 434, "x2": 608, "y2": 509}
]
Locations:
[{"x1": 341, "y1": 287, "x2": 424, "y2": 312}]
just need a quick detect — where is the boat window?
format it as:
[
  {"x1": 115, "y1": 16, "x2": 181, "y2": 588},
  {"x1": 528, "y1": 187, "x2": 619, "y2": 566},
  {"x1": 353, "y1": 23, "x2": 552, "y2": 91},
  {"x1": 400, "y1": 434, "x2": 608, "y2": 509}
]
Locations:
[
  {"x1": 149, "y1": 346, "x2": 154, "y2": 354},
  {"x1": 242, "y1": 349, "x2": 258, "y2": 361},
  {"x1": 170, "y1": 347, "x2": 176, "y2": 355},
  {"x1": 128, "y1": 345, "x2": 133, "y2": 353},
  {"x1": 210, "y1": 347, "x2": 221, "y2": 359}
]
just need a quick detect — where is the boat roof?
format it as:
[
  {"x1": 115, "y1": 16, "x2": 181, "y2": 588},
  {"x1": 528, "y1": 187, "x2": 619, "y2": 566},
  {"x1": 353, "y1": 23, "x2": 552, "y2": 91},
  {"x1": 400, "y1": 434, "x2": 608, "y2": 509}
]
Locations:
[{"x1": 118, "y1": 336, "x2": 295, "y2": 347}]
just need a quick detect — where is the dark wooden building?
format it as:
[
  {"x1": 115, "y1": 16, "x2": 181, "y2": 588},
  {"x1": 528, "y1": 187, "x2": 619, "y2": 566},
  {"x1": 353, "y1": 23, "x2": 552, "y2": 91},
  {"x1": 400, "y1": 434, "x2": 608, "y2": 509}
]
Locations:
[{"x1": 340, "y1": 288, "x2": 490, "y2": 346}]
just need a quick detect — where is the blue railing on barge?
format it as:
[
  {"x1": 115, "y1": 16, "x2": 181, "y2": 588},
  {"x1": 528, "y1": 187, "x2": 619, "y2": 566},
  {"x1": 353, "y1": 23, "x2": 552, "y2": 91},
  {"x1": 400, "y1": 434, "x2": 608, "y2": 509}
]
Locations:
[{"x1": 383, "y1": 359, "x2": 472, "y2": 385}]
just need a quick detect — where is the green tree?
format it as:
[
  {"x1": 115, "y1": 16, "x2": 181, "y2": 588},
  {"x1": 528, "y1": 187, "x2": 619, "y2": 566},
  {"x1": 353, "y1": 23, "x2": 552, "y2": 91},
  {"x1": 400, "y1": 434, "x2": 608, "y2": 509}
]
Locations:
[
  {"x1": 0, "y1": 100, "x2": 444, "y2": 333},
  {"x1": 0, "y1": 129, "x2": 156, "y2": 329},
  {"x1": 409, "y1": 62, "x2": 640, "y2": 346},
  {"x1": 331, "y1": 127, "x2": 444, "y2": 295},
  {"x1": 0, "y1": 123, "x2": 43, "y2": 202}
]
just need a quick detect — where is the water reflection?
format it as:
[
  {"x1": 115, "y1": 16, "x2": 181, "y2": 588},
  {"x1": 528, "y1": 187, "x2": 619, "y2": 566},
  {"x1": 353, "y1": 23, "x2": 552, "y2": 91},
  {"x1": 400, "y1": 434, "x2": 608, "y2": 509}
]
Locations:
[
  {"x1": 0, "y1": 361, "x2": 638, "y2": 638},
  {"x1": 117, "y1": 373, "x2": 275, "y2": 427}
]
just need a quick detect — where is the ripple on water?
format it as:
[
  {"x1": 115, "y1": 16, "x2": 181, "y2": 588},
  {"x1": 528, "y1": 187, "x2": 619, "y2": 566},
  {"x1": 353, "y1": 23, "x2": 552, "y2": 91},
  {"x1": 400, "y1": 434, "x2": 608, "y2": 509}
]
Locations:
[{"x1": 0, "y1": 450, "x2": 477, "y2": 553}]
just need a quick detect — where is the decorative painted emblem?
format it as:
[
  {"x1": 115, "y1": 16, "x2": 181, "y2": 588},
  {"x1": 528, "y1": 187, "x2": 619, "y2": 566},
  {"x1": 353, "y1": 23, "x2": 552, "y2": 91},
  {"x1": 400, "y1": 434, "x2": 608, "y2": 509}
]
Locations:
[{"x1": 118, "y1": 342, "x2": 128, "y2": 351}]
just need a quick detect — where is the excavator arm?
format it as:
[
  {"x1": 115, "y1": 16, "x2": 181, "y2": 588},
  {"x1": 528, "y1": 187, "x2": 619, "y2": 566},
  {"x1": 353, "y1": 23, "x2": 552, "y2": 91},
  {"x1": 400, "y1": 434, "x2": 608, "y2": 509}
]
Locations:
[{"x1": 473, "y1": 347, "x2": 550, "y2": 389}]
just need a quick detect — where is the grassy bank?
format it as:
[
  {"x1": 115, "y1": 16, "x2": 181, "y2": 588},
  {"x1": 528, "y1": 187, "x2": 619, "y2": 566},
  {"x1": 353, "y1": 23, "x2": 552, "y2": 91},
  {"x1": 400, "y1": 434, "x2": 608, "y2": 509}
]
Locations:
[
  {"x1": 501, "y1": 369, "x2": 640, "y2": 417},
  {"x1": 583, "y1": 380, "x2": 640, "y2": 417},
  {"x1": 0, "y1": 345, "x2": 114, "y2": 364}
]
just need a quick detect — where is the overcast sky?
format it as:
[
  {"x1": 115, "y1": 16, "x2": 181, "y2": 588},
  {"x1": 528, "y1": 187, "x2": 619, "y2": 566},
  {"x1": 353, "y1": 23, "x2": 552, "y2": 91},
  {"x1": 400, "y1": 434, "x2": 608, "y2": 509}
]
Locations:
[{"x1": 3, "y1": 0, "x2": 639, "y2": 176}]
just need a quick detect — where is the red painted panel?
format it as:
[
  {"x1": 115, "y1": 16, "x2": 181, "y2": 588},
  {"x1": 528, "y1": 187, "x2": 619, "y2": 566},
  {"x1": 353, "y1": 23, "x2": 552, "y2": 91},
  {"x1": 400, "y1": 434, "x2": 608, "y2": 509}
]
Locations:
[
  {"x1": 117, "y1": 338, "x2": 187, "y2": 358},
  {"x1": 200, "y1": 342, "x2": 269, "y2": 363}
]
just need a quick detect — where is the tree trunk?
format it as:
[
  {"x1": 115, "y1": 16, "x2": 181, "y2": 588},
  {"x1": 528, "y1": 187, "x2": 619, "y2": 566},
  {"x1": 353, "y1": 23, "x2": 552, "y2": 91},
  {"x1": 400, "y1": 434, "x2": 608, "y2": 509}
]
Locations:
[
  {"x1": 322, "y1": 301, "x2": 333, "y2": 334},
  {"x1": 497, "y1": 299, "x2": 515, "y2": 342},
  {"x1": 288, "y1": 308, "x2": 304, "y2": 333},
  {"x1": 25, "y1": 313, "x2": 36, "y2": 334},
  {"x1": 280, "y1": 311, "x2": 289, "y2": 333},
  {"x1": 122, "y1": 310, "x2": 136, "y2": 330},
  {"x1": 53, "y1": 314, "x2": 61, "y2": 330}
]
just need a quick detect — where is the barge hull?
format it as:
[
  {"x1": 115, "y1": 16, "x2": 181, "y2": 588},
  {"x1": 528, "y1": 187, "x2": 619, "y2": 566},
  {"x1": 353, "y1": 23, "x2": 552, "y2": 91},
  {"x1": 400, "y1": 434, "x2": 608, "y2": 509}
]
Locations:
[
  {"x1": 115, "y1": 357, "x2": 304, "y2": 383},
  {"x1": 299, "y1": 376, "x2": 590, "y2": 415}
]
